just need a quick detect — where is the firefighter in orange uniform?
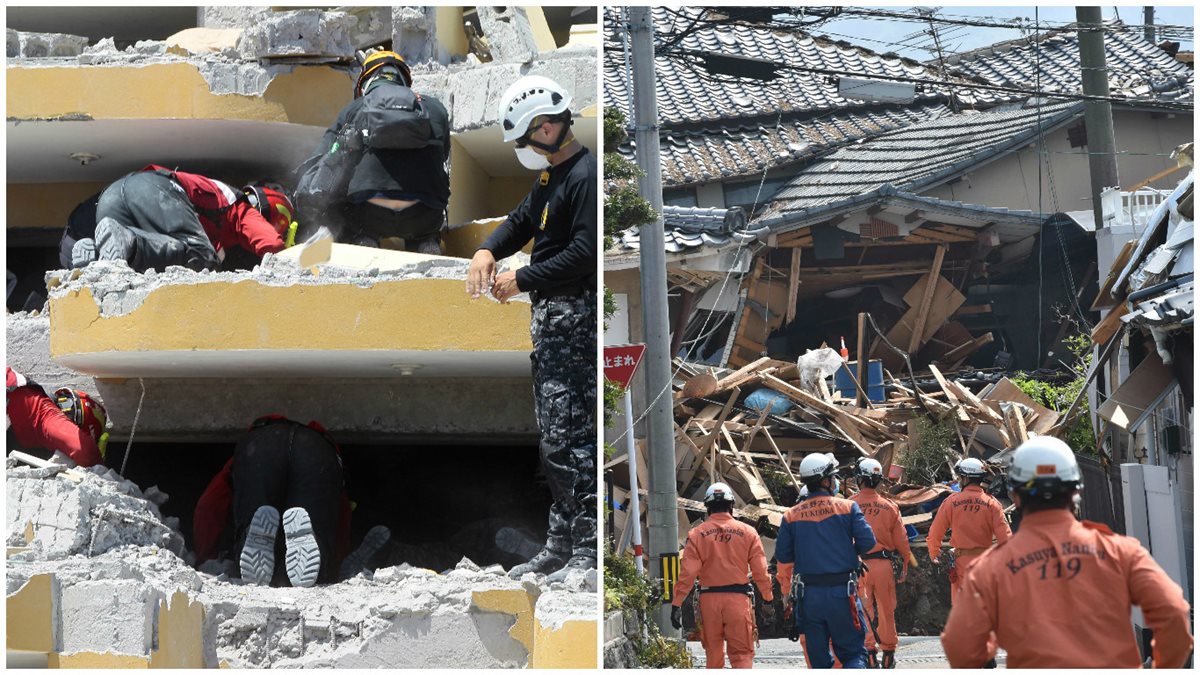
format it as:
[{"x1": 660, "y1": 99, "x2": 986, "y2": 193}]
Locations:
[
  {"x1": 671, "y1": 482, "x2": 775, "y2": 669},
  {"x1": 925, "y1": 457, "x2": 1010, "y2": 602},
  {"x1": 850, "y1": 458, "x2": 914, "y2": 669},
  {"x1": 941, "y1": 436, "x2": 1192, "y2": 668}
]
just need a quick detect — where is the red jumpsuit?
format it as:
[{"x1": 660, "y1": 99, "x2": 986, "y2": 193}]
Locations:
[
  {"x1": 925, "y1": 484, "x2": 1010, "y2": 601},
  {"x1": 941, "y1": 509, "x2": 1192, "y2": 668},
  {"x1": 851, "y1": 487, "x2": 912, "y2": 653},
  {"x1": 6, "y1": 368, "x2": 101, "y2": 468},
  {"x1": 672, "y1": 512, "x2": 774, "y2": 669}
]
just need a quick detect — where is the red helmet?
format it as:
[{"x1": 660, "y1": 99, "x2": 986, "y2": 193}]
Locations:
[
  {"x1": 54, "y1": 388, "x2": 109, "y2": 456},
  {"x1": 243, "y1": 185, "x2": 296, "y2": 238}
]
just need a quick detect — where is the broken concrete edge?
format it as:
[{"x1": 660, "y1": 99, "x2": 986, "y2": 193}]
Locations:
[
  {"x1": 42, "y1": 253, "x2": 530, "y2": 320},
  {"x1": 8, "y1": 48, "x2": 597, "y2": 133},
  {"x1": 7, "y1": 465, "x2": 597, "y2": 667}
]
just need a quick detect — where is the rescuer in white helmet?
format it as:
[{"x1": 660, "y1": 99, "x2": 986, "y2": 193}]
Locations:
[
  {"x1": 670, "y1": 482, "x2": 775, "y2": 668},
  {"x1": 941, "y1": 436, "x2": 1192, "y2": 668}
]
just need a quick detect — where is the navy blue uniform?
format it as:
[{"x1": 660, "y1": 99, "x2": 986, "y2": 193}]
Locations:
[{"x1": 777, "y1": 490, "x2": 876, "y2": 668}]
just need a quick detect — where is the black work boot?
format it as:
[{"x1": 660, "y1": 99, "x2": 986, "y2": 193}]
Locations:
[
  {"x1": 507, "y1": 547, "x2": 567, "y2": 579},
  {"x1": 882, "y1": 650, "x2": 896, "y2": 669},
  {"x1": 545, "y1": 554, "x2": 596, "y2": 583},
  {"x1": 413, "y1": 234, "x2": 443, "y2": 256}
]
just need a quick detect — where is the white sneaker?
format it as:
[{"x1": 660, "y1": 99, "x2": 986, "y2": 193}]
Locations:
[
  {"x1": 239, "y1": 505, "x2": 280, "y2": 586},
  {"x1": 283, "y1": 507, "x2": 321, "y2": 588}
]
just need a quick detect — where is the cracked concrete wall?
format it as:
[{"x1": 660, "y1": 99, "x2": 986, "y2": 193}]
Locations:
[{"x1": 7, "y1": 468, "x2": 598, "y2": 668}]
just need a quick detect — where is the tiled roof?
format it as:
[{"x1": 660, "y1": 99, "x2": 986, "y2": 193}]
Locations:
[
  {"x1": 756, "y1": 100, "x2": 1084, "y2": 226},
  {"x1": 943, "y1": 23, "x2": 1194, "y2": 103},
  {"x1": 603, "y1": 7, "x2": 1000, "y2": 127},
  {"x1": 616, "y1": 205, "x2": 753, "y2": 254},
  {"x1": 618, "y1": 103, "x2": 951, "y2": 186}
]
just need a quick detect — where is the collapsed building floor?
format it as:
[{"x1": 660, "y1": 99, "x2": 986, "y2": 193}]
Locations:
[{"x1": 7, "y1": 250, "x2": 598, "y2": 667}]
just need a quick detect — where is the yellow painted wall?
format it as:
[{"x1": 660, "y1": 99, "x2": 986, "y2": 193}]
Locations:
[
  {"x1": 7, "y1": 64, "x2": 350, "y2": 127},
  {"x1": 49, "y1": 280, "x2": 532, "y2": 358},
  {"x1": 523, "y1": 7, "x2": 559, "y2": 51},
  {"x1": 488, "y1": 176, "x2": 534, "y2": 218},
  {"x1": 48, "y1": 652, "x2": 150, "y2": 668},
  {"x1": 448, "y1": 137, "x2": 490, "y2": 226},
  {"x1": 148, "y1": 591, "x2": 205, "y2": 668},
  {"x1": 6, "y1": 574, "x2": 57, "y2": 653},
  {"x1": 435, "y1": 7, "x2": 469, "y2": 61},
  {"x1": 471, "y1": 589, "x2": 537, "y2": 655},
  {"x1": 7, "y1": 182, "x2": 109, "y2": 230},
  {"x1": 530, "y1": 617, "x2": 598, "y2": 669}
]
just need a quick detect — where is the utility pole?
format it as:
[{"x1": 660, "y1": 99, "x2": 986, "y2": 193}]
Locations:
[
  {"x1": 1076, "y1": 6, "x2": 1120, "y2": 232},
  {"x1": 1143, "y1": 6, "x2": 1155, "y2": 43},
  {"x1": 628, "y1": 6, "x2": 680, "y2": 636}
]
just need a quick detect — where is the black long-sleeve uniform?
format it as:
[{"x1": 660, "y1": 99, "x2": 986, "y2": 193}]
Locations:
[{"x1": 479, "y1": 146, "x2": 596, "y2": 293}]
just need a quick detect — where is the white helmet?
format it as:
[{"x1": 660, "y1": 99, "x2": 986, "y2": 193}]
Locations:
[
  {"x1": 704, "y1": 482, "x2": 735, "y2": 505},
  {"x1": 497, "y1": 75, "x2": 572, "y2": 144},
  {"x1": 799, "y1": 452, "x2": 838, "y2": 481},
  {"x1": 1008, "y1": 436, "x2": 1082, "y2": 497},
  {"x1": 954, "y1": 457, "x2": 987, "y2": 479},
  {"x1": 797, "y1": 485, "x2": 810, "y2": 501},
  {"x1": 855, "y1": 458, "x2": 884, "y2": 478}
]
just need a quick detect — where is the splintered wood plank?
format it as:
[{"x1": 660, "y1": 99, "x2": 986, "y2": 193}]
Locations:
[
  {"x1": 907, "y1": 245, "x2": 947, "y2": 354},
  {"x1": 786, "y1": 248, "x2": 801, "y2": 326},
  {"x1": 713, "y1": 357, "x2": 772, "y2": 393},
  {"x1": 762, "y1": 428, "x2": 802, "y2": 491}
]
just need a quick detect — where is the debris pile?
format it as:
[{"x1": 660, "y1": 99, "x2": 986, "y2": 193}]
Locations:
[
  {"x1": 7, "y1": 460, "x2": 597, "y2": 667},
  {"x1": 607, "y1": 349, "x2": 1070, "y2": 635}
]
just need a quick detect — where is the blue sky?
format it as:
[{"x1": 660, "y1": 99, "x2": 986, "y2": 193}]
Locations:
[{"x1": 806, "y1": 6, "x2": 1194, "y2": 60}]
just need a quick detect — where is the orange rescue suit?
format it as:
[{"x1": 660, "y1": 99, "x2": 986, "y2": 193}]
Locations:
[
  {"x1": 673, "y1": 512, "x2": 774, "y2": 669},
  {"x1": 851, "y1": 487, "x2": 912, "y2": 652},
  {"x1": 941, "y1": 509, "x2": 1192, "y2": 668},
  {"x1": 925, "y1": 484, "x2": 1010, "y2": 600}
]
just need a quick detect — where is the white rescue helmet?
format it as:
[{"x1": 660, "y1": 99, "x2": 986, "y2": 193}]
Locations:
[
  {"x1": 1008, "y1": 436, "x2": 1082, "y2": 497},
  {"x1": 799, "y1": 452, "x2": 838, "y2": 481},
  {"x1": 797, "y1": 485, "x2": 810, "y2": 501},
  {"x1": 704, "y1": 482, "x2": 735, "y2": 505},
  {"x1": 497, "y1": 75, "x2": 572, "y2": 144},
  {"x1": 855, "y1": 458, "x2": 884, "y2": 478},
  {"x1": 954, "y1": 457, "x2": 987, "y2": 479}
]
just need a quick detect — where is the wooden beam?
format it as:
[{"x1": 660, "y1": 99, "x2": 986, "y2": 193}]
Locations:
[
  {"x1": 938, "y1": 332, "x2": 994, "y2": 367},
  {"x1": 904, "y1": 209, "x2": 925, "y2": 224},
  {"x1": 867, "y1": 204, "x2": 886, "y2": 216},
  {"x1": 907, "y1": 244, "x2": 947, "y2": 355},
  {"x1": 785, "y1": 248, "x2": 801, "y2": 326},
  {"x1": 856, "y1": 312, "x2": 868, "y2": 408}
]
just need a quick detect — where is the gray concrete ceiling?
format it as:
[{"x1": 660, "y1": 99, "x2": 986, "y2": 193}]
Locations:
[
  {"x1": 7, "y1": 6, "x2": 200, "y2": 44},
  {"x1": 6, "y1": 118, "x2": 326, "y2": 185},
  {"x1": 56, "y1": 348, "x2": 534, "y2": 379}
]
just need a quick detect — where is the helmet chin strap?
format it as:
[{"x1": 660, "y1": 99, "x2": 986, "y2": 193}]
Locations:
[{"x1": 523, "y1": 118, "x2": 574, "y2": 155}]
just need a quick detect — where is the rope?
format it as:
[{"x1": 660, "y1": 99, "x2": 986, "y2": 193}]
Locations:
[{"x1": 119, "y1": 378, "x2": 146, "y2": 477}]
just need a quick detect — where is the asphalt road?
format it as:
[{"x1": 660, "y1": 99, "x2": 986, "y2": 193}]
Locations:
[{"x1": 688, "y1": 636, "x2": 1008, "y2": 669}]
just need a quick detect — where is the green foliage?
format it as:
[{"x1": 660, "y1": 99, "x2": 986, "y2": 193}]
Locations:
[
  {"x1": 604, "y1": 106, "x2": 629, "y2": 150},
  {"x1": 900, "y1": 417, "x2": 958, "y2": 485},
  {"x1": 761, "y1": 467, "x2": 799, "y2": 505},
  {"x1": 605, "y1": 152, "x2": 642, "y2": 181},
  {"x1": 604, "y1": 541, "x2": 694, "y2": 668},
  {"x1": 1012, "y1": 332, "x2": 1096, "y2": 453},
  {"x1": 604, "y1": 381, "x2": 624, "y2": 430}
]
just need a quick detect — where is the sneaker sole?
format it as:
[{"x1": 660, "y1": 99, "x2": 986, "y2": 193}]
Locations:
[
  {"x1": 283, "y1": 507, "x2": 321, "y2": 588},
  {"x1": 240, "y1": 505, "x2": 280, "y2": 586},
  {"x1": 339, "y1": 525, "x2": 391, "y2": 581}
]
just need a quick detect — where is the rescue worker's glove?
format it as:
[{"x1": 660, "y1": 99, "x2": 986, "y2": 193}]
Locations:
[
  {"x1": 760, "y1": 601, "x2": 776, "y2": 624},
  {"x1": 670, "y1": 604, "x2": 683, "y2": 630}
]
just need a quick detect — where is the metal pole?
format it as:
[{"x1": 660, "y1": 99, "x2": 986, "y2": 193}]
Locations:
[
  {"x1": 628, "y1": 5, "x2": 680, "y2": 635},
  {"x1": 623, "y1": 389, "x2": 645, "y2": 574},
  {"x1": 1143, "y1": 7, "x2": 1155, "y2": 44},
  {"x1": 1076, "y1": 6, "x2": 1121, "y2": 231}
]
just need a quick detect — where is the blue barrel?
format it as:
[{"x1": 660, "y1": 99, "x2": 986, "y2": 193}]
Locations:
[{"x1": 833, "y1": 359, "x2": 885, "y2": 402}]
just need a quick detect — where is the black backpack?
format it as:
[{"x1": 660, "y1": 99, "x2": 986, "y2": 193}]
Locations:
[{"x1": 352, "y1": 81, "x2": 442, "y2": 151}]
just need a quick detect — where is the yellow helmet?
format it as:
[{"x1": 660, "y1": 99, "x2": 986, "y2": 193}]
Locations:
[{"x1": 355, "y1": 50, "x2": 412, "y2": 97}]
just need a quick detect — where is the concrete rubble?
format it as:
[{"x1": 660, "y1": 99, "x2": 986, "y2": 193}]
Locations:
[
  {"x1": 7, "y1": 463, "x2": 597, "y2": 667},
  {"x1": 10, "y1": 7, "x2": 596, "y2": 129}
]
